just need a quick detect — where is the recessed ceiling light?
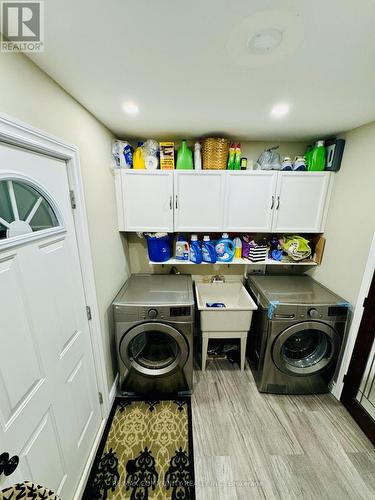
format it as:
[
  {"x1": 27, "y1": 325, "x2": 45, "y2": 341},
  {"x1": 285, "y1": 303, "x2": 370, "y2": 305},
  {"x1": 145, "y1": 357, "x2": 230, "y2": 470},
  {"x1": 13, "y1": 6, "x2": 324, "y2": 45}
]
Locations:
[
  {"x1": 123, "y1": 102, "x2": 139, "y2": 115},
  {"x1": 247, "y1": 28, "x2": 283, "y2": 54},
  {"x1": 271, "y1": 103, "x2": 290, "y2": 118}
]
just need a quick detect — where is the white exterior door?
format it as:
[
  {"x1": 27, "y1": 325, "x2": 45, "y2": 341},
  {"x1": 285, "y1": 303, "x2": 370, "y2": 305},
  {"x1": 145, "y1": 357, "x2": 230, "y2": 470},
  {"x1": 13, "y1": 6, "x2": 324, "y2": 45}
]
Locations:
[
  {"x1": 272, "y1": 172, "x2": 331, "y2": 233},
  {"x1": 174, "y1": 171, "x2": 225, "y2": 232},
  {"x1": 0, "y1": 143, "x2": 101, "y2": 498},
  {"x1": 120, "y1": 170, "x2": 174, "y2": 232},
  {"x1": 224, "y1": 171, "x2": 277, "y2": 232}
]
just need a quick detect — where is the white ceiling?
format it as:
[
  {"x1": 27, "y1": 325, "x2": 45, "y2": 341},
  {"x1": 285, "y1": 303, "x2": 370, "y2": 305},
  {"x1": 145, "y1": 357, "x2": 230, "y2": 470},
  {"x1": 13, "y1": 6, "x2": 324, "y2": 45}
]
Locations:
[{"x1": 29, "y1": 0, "x2": 375, "y2": 140}]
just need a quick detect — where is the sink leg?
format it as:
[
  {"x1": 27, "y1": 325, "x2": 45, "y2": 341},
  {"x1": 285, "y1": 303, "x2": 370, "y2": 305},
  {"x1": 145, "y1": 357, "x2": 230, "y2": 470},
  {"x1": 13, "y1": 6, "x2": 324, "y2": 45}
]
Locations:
[
  {"x1": 202, "y1": 335, "x2": 209, "y2": 372},
  {"x1": 240, "y1": 336, "x2": 246, "y2": 371}
]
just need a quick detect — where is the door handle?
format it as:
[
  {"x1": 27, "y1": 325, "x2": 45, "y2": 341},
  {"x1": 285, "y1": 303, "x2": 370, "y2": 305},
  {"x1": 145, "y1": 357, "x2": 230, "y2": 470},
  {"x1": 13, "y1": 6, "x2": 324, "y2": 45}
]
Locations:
[
  {"x1": 270, "y1": 196, "x2": 275, "y2": 209},
  {"x1": 276, "y1": 196, "x2": 280, "y2": 210},
  {"x1": 175, "y1": 195, "x2": 179, "y2": 209},
  {"x1": 0, "y1": 452, "x2": 19, "y2": 476},
  {"x1": 169, "y1": 195, "x2": 173, "y2": 210}
]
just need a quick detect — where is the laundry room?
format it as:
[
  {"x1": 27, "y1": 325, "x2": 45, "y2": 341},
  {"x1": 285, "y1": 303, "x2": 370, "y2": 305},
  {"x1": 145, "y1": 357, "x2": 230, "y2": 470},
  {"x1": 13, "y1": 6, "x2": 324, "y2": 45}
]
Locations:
[{"x1": 0, "y1": 1, "x2": 375, "y2": 500}]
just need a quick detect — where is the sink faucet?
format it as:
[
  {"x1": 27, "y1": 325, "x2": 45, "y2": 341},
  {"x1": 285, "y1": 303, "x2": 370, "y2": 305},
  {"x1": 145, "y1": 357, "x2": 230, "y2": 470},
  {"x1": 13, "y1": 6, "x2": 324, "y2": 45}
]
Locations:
[{"x1": 211, "y1": 275, "x2": 226, "y2": 283}]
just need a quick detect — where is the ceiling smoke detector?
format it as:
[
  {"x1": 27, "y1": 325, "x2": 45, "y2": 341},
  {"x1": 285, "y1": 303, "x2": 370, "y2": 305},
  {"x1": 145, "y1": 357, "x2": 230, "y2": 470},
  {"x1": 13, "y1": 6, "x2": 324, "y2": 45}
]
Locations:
[{"x1": 247, "y1": 28, "x2": 283, "y2": 54}]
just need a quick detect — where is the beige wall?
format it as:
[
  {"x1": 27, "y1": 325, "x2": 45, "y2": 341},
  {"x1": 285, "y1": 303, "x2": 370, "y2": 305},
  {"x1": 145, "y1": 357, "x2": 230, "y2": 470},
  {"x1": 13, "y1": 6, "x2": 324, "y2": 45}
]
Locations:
[
  {"x1": 0, "y1": 52, "x2": 130, "y2": 390},
  {"x1": 312, "y1": 122, "x2": 375, "y2": 306}
]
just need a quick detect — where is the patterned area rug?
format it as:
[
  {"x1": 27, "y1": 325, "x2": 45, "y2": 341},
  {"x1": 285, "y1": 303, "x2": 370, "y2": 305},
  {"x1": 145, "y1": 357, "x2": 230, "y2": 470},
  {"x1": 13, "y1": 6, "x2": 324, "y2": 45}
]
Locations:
[{"x1": 83, "y1": 398, "x2": 195, "y2": 500}]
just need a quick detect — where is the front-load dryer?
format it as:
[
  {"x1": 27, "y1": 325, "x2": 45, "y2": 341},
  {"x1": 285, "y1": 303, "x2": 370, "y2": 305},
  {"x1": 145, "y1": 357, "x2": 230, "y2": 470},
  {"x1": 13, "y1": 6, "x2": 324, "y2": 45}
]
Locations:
[
  {"x1": 247, "y1": 275, "x2": 350, "y2": 394},
  {"x1": 113, "y1": 274, "x2": 194, "y2": 396}
]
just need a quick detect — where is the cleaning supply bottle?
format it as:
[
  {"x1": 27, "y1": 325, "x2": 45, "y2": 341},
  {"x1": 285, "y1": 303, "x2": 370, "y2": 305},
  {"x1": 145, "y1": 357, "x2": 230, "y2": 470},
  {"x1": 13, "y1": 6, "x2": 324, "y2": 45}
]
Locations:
[
  {"x1": 233, "y1": 237, "x2": 242, "y2": 258},
  {"x1": 215, "y1": 233, "x2": 235, "y2": 262},
  {"x1": 227, "y1": 143, "x2": 235, "y2": 170},
  {"x1": 194, "y1": 142, "x2": 202, "y2": 170},
  {"x1": 175, "y1": 234, "x2": 189, "y2": 261},
  {"x1": 308, "y1": 140, "x2": 326, "y2": 171},
  {"x1": 190, "y1": 234, "x2": 202, "y2": 264},
  {"x1": 234, "y1": 143, "x2": 241, "y2": 170},
  {"x1": 201, "y1": 235, "x2": 217, "y2": 263},
  {"x1": 176, "y1": 140, "x2": 193, "y2": 169},
  {"x1": 133, "y1": 142, "x2": 145, "y2": 169}
]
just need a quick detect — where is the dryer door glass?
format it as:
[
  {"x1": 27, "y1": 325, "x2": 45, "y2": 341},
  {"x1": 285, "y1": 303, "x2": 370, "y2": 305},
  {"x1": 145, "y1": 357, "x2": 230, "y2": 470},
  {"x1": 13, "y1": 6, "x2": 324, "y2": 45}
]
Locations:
[
  {"x1": 120, "y1": 322, "x2": 189, "y2": 377},
  {"x1": 273, "y1": 322, "x2": 340, "y2": 376}
]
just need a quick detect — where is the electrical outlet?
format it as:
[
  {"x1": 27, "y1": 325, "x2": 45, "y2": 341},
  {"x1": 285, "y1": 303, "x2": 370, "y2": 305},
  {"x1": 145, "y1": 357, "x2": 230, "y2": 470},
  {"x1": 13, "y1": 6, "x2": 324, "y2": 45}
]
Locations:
[{"x1": 247, "y1": 265, "x2": 266, "y2": 275}]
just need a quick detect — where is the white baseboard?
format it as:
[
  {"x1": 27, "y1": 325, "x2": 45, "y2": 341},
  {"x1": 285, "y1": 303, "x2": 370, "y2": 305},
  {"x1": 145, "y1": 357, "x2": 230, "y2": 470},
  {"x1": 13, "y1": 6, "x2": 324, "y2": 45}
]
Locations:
[
  {"x1": 73, "y1": 419, "x2": 106, "y2": 500},
  {"x1": 109, "y1": 373, "x2": 119, "y2": 408}
]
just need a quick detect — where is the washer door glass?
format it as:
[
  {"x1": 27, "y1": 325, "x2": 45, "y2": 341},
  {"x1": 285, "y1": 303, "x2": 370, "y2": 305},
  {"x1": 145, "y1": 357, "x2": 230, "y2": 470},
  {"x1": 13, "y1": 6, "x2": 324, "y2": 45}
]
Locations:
[
  {"x1": 272, "y1": 322, "x2": 340, "y2": 376},
  {"x1": 129, "y1": 331, "x2": 179, "y2": 369},
  {"x1": 120, "y1": 322, "x2": 189, "y2": 377}
]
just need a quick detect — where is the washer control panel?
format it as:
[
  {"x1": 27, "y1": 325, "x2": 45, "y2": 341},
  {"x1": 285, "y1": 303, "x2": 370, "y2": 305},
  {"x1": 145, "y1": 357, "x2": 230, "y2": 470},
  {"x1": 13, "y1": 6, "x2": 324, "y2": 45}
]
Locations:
[{"x1": 139, "y1": 306, "x2": 192, "y2": 321}]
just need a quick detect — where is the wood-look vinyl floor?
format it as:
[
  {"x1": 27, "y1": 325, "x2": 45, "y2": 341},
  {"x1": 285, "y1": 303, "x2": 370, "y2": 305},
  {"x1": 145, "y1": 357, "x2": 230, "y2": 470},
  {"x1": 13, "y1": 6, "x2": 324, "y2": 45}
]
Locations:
[{"x1": 191, "y1": 360, "x2": 375, "y2": 500}]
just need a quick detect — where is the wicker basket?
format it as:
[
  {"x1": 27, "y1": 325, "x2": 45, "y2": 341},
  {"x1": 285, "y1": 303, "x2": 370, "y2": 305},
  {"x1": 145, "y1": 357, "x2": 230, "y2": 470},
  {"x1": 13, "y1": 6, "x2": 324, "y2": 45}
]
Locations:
[{"x1": 202, "y1": 138, "x2": 230, "y2": 170}]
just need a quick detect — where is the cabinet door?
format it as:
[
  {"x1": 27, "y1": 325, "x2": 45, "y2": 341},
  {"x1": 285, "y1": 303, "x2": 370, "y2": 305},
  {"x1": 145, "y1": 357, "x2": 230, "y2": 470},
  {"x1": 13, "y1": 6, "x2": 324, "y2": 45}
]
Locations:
[
  {"x1": 272, "y1": 172, "x2": 331, "y2": 233},
  {"x1": 224, "y1": 171, "x2": 277, "y2": 232},
  {"x1": 174, "y1": 171, "x2": 225, "y2": 232},
  {"x1": 120, "y1": 170, "x2": 174, "y2": 232}
]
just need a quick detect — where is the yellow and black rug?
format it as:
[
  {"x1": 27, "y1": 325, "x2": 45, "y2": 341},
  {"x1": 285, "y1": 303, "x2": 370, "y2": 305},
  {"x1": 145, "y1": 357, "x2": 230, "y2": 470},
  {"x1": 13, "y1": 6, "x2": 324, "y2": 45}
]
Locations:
[{"x1": 83, "y1": 398, "x2": 195, "y2": 500}]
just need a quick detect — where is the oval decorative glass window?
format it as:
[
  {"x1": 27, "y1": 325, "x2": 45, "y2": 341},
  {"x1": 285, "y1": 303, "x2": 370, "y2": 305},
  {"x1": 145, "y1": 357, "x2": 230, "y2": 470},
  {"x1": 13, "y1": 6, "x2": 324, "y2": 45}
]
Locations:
[{"x1": 0, "y1": 179, "x2": 60, "y2": 240}]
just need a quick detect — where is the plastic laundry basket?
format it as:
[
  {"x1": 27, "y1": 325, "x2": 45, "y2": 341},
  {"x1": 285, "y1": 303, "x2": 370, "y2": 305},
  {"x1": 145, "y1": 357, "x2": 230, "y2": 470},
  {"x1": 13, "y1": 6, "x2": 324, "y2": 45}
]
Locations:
[{"x1": 146, "y1": 235, "x2": 171, "y2": 262}]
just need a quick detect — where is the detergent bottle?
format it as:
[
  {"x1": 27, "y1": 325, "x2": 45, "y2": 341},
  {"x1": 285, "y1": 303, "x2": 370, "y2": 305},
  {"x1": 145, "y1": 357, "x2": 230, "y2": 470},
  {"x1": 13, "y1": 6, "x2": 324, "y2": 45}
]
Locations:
[
  {"x1": 202, "y1": 236, "x2": 217, "y2": 263},
  {"x1": 176, "y1": 140, "x2": 193, "y2": 169},
  {"x1": 133, "y1": 142, "x2": 145, "y2": 169},
  {"x1": 215, "y1": 233, "x2": 235, "y2": 262},
  {"x1": 234, "y1": 143, "x2": 241, "y2": 170},
  {"x1": 190, "y1": 235, "x2": 202, "y2": 264},
  {"x1": 308, "y1": 140, "x2": 326, "y2": 171},
  {"x1": 175, "y1": 234, "x2": 189, "y2": 261}
]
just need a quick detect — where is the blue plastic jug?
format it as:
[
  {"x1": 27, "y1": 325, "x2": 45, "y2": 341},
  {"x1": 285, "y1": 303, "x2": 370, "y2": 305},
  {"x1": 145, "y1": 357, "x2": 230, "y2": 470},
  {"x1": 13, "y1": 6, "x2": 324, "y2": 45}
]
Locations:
[
  {"x1": 215, "y1": 233, "x2": 235, "y2": 262},
  {"x1": 202, "y1": 236, "x2": 217, "y2": 263},
  {"x1": 190, "y1": 234, "x2": 202, "y2": 264}
]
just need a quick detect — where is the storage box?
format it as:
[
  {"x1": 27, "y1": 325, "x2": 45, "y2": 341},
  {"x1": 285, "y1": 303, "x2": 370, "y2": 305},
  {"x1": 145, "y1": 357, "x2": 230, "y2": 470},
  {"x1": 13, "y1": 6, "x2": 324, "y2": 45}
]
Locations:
[{"x1": 159, "y1": 142, "x2": 175, "y2": 170}]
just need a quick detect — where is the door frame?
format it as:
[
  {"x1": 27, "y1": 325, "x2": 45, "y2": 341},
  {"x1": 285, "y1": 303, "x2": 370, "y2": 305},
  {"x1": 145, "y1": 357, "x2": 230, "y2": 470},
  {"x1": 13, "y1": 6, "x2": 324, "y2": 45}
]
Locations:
[
  {"x1": 341, "y1": 266, "x2": 375, "y2": 445},
  {"x1": 332, "y1": 231, "x2": 375, "y2": 400},
  {"x1": 0, "y1": 112, "x2": 110, "y2": 421}
]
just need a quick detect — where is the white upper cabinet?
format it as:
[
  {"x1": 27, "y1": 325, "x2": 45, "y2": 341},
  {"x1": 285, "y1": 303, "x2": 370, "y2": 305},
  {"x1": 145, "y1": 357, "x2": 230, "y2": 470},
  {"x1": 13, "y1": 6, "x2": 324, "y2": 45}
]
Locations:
[
  {"x1": 115, "y1": 170, "x2": 332, "y2": 234},
  {"x1": 272, "y1": 172, "x2": 331, "y2": 233},
  {"x1": 174, "y1": 171, "x2": 225, "y2": 232},
  {"x1": 117, "y1": 170, "x2": 174, "y2": 232},
  {"x1": 224, "y1": 171, "x2": 278, "y2": 232}
]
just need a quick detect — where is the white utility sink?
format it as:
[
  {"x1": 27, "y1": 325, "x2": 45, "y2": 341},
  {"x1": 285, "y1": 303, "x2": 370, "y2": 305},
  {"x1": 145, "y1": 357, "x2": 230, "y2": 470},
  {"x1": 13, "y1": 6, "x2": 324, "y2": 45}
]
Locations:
[{"x1": 195, "y1": 281, "x2": 258, "y2": 371}]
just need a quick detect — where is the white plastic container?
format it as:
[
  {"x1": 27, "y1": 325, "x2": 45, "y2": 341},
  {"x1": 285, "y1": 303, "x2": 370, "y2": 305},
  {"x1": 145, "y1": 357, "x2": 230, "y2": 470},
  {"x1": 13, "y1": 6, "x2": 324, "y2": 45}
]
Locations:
[
  {"x1": 195, "y1": 281, "x2": 258, "y2": 371},
  {"x1": 195, "y1": 282, "x2": 257, "y2": 332}
]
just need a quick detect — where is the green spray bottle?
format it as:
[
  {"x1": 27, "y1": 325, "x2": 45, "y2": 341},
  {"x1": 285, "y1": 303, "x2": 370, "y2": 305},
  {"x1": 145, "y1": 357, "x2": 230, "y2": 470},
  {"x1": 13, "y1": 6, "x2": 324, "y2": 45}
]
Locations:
[
  {"x1": 176, "y1": 140, "x2": 193, "y2": 169},
  {"x1": 227, "y1": 143, "x2": 235, "y2": 170}
]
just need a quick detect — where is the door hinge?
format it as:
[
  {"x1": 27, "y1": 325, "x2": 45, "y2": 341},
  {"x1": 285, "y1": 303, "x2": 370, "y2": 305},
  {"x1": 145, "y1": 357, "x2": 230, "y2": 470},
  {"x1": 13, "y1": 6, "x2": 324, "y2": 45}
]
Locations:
[
  {"x1": 69, "y1": 190, "x2": 77, "y2": 209},
  {"x1": 343, "y1": 373, "x2": 348, "y2": 384},
  {"x1": 86, "y1": 306, "x2": 92, "y2": 320},
  {"x1": 363, "y1": 297, "x2": 368, "y2": 308},
  {"x1": 98, "y1": 392, "x2": 103, "y2": 405}
]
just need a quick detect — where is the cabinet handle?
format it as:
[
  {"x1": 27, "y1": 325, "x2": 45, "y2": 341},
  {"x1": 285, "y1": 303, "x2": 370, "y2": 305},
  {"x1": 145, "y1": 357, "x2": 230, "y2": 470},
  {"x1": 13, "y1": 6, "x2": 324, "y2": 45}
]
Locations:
[
  {"x1": 175, "y1": 195, "x2": 179, "y2": 209},
  {"x1": 276, "y1": 196, "x2": 280, "y2": 210},
  {"x1": 270, "y1": 196, "x2": 275, "y2": 209},
  {"x1": 169, "y1": 195, "x2": 172, "y2": 210}
]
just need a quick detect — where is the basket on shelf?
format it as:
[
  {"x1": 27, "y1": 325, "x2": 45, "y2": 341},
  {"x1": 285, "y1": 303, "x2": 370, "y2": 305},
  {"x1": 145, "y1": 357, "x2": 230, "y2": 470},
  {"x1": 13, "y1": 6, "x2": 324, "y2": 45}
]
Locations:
[{"x1": 202, "y1": 137, "x2": 230, "y2": 170}]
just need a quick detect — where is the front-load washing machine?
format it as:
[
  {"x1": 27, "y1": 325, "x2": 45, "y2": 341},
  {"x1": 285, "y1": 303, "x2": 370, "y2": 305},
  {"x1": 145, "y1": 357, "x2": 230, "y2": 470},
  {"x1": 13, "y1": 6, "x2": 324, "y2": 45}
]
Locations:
[
  {"x1": 247, "y1": 275, "x2": 350, "y2": 394},
  {"x1": 113, "y1": 274, "x2": 194, "y2": 396}
]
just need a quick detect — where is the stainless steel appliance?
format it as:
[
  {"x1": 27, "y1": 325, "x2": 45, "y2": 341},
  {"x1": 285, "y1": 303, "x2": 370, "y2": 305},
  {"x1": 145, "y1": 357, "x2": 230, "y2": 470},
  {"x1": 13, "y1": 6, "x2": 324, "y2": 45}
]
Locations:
[
  {"x1": 247, "y1": 275, "x2": 350, "y2": 394},
  {"x1": 113, "y1": 274, "x2": 194, "y2": 396}
]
